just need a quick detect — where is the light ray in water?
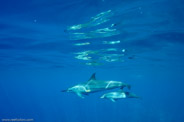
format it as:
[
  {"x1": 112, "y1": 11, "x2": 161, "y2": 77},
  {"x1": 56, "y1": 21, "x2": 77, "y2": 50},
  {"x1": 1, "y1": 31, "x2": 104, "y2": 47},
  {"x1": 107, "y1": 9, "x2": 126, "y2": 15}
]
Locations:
[
  {"x1": 74, "y1": 42, "x2": 90, "y2": 46},
  {"x1": 69, "y1": 27, "x2": 120, "y2": 40},
  {"x1": 75, "y1": 55, "x2": 92, "y2": 61},
  {"x1": 84, "y1": 61, "x2": 103, "y2": 66},
  {"x1": 73, "y1": 48, "x2": 126, "y2": 63},
  {"x1": 102, "y1": 40, "x2": 121, "y2": 45},
  {"x1": 67, "y1": 10, "x2": 113, "y2": 31},
  {"x1": 99, "y1": 54, "x2": 125, "y2": 62}
]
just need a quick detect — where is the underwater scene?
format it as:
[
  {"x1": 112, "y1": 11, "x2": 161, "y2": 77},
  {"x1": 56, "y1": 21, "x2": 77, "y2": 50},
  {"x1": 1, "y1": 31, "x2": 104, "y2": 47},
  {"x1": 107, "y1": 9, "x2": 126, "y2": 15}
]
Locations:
[{"x1": 0, "y1": 0, "x2": 184, "y2": 122}]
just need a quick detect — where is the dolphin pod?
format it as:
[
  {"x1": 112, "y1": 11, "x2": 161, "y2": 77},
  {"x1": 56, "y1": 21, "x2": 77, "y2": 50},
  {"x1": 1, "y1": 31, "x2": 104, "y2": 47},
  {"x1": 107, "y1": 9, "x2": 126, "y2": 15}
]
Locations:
[{"x1": 62, "y1": 73, "x2": 139, "y2": 102}]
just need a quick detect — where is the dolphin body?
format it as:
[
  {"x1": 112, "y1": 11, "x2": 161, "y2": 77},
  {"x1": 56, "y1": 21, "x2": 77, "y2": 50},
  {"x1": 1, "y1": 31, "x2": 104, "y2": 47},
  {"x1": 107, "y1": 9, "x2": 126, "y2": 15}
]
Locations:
[
  {"x1": 100, "y1": 90, "x2": 139, "y2": 102},
  {"x1": 62, "y1": 73, "x2": 131, "y2": 98}
]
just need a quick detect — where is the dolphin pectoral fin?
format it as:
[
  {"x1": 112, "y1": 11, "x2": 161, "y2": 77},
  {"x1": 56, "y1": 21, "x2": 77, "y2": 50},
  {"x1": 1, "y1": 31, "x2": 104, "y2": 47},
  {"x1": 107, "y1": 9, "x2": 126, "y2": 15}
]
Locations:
[
  {"x1": 76, "y1": 92, "x2": 84, "y2": 98},
  {"x1": 110, "y1": 98, "x2": 116, "y2": 102}
]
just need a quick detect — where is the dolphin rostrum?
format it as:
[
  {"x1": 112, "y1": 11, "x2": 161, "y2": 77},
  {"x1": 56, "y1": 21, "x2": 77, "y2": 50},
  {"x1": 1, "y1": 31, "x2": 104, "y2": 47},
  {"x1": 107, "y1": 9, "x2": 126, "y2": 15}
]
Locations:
[
  {"x1": 62, "y1": 73, "x2": 131, "y2": 98},
  {"x1": 100, "y1": 90, "x2": 139, "y2": 102}
]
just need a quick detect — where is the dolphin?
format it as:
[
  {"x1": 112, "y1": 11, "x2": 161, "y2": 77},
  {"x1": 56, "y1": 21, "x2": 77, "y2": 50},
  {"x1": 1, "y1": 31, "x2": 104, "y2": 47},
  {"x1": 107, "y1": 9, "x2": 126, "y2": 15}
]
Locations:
[
  {"x1": 100, "y1": 90, "x2": 139, "y2": 102},
  {"x1": 61, "y1": 73, "x2": 131, "y2": 98}
]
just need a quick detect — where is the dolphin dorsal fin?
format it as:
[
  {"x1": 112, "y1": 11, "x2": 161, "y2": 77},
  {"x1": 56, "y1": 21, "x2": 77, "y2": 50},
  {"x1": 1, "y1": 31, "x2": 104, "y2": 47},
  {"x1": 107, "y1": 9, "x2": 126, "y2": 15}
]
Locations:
[{"x1": 88, "y1": 73, "x2": 96, "y2": 81}]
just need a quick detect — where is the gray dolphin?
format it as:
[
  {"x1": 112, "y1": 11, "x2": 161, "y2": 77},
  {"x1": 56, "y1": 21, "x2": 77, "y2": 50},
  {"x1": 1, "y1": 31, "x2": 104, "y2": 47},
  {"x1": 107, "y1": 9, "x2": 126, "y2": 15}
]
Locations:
[
  {"x1": 62, "y1": 73, "x2": 131, "y2": 98},
  {"x1": 100, "y1": 90, "x2": 139, "y2": 102}
]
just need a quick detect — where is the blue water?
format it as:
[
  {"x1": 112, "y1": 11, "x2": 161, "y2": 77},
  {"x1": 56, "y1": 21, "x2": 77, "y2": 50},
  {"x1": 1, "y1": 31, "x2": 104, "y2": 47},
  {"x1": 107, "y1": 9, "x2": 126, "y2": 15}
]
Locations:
[{"x1": 0, "y1": 0, "x2": 184, "y2": 122}]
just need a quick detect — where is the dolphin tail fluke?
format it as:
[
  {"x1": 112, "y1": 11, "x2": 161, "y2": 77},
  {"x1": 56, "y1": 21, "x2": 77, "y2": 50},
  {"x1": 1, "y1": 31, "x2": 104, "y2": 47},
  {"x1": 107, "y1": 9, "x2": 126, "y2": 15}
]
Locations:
[
  {"x1": 133, "y1": 95, "x2": 141, "y2": 99},
  {"x1": 127, "y1": 84, "x2": 131, "y2": 90},
  {"x1": 135, "y1": 96, "x2": 142, "y2": 99},
  {"x1": 128, "y1": 93, "x2": 141, "y2": 99},
  {"x1": 61, "y1": 90, "x2": 67, "y2": 92},
  {"x1": 121, "y1": 84, "x2": 131, "y2": 90}
]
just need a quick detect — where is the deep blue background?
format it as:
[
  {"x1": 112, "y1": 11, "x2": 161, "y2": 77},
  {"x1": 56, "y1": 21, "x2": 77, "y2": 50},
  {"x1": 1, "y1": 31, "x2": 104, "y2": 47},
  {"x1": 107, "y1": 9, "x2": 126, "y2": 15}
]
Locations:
[{"x1": 0, "y1": 0, "x2": 184, "y2": 122}]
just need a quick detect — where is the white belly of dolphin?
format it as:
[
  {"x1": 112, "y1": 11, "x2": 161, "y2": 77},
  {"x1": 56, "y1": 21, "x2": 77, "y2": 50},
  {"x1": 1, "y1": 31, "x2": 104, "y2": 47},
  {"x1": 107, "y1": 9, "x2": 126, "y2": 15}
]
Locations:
[{"x1": 107, "y1": 92, "x2": 127, "y2": 99}]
